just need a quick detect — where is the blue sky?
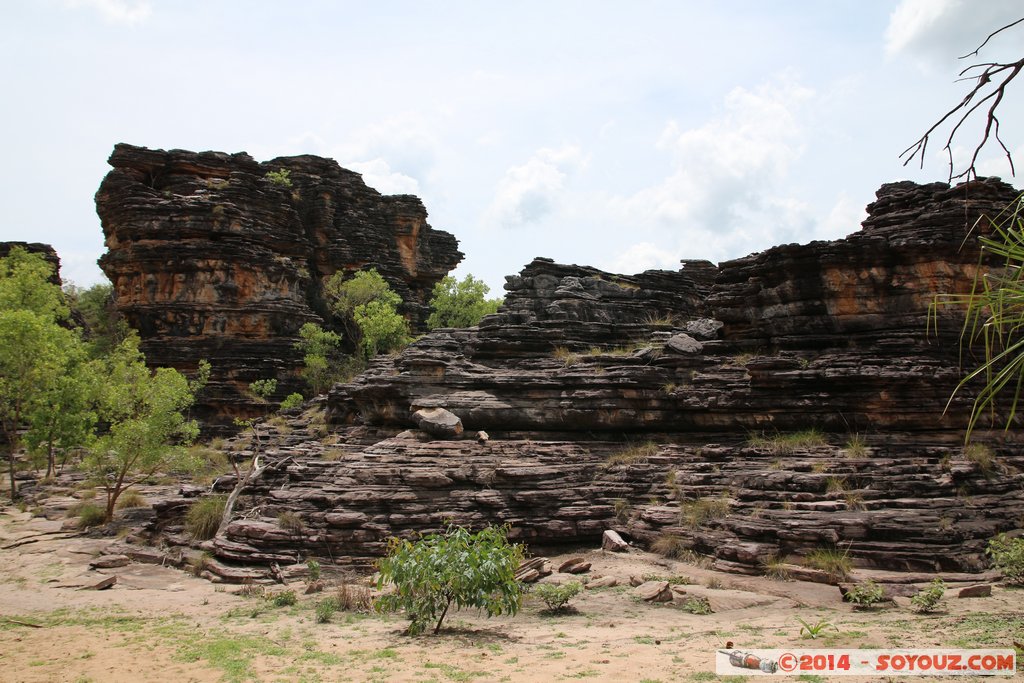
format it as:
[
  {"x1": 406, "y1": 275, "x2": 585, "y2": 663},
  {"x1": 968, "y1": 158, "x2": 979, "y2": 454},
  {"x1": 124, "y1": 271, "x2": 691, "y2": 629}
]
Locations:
[{"x1": 1, "y1": 0, "x2": 1022, "y2": 296}]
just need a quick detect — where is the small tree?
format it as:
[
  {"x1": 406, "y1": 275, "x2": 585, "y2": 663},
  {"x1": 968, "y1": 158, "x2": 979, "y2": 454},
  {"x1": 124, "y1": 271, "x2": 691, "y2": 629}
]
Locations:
[
  {"x1": 426, "y1": 274, "x2": 503, "y2": 330},
  {"x1": 294, "y1": 322, "x2": 346, "y2": 394},
  {"x1": 353, "y1": 299, "x2": 411, "y2": 358},
  {"x1": 83, "y1": 337, "x2": 204, "y2": 521},
  {"x1": 375, "y1": 525, "x2": 525, "y2": 635},
  {"x1": 324, "y1": 269, "x2": 411, "y2": 359}
]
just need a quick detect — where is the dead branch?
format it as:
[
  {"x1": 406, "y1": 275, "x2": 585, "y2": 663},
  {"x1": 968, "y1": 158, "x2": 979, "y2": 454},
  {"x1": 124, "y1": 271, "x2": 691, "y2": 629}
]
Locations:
[{"x1": 901, "y1": 17, "x2": 1024, "y2": 182}]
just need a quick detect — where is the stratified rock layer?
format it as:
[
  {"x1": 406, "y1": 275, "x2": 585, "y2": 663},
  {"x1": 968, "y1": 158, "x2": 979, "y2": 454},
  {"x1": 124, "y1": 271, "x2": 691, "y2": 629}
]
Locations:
[
  {"x1": 151, "y1": 178, "x2": 1024, "y2": 580},
  {"x1": 96, "y1": 144, "x2": 462, "y2": 427}
]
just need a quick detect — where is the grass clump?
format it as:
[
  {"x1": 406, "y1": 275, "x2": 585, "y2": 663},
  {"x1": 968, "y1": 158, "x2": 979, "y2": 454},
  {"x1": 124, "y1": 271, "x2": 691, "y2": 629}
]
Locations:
[
  {"x1": 277, "y1": 511, "x2": 306, "y2": 533},
  {"x1": 911, "y1": 578, "x2": 946, "y2": 613},
  {"x1": 115, "y1": 490, "x2": 147, "y2": 509},
  {"x1": 77, "y1": 503, "x2": 107, "y2": 528},
  {"x1": 552, "y1": 346, "x2": 582, "y2": 367},
  {"x1": 761, "y1": 554, "x2": 791, "y2": 581},
  {"x1": 605, "y1": 441, "x2": 659, "y2": 467},
  {"x1": 797, "y1": 617, "x2": 838, "y2": 639},
  {"x1": 844, "y1": 434, "x2": 868, "y2": 457},
  {"x1": 533, "y1": 581, "x2": 583, "y2": 612},
  {"x1": 679, "y1": 496, "x2": 730, "y2": 528},
  {"x1": 269, "y1": 590, "x2": 297, "y2": 607},
  {"x1": 650, "y1": 534, "x2": 687, "y2": 559},
  {"x1": 315, "y1": 597, "x2": 338, "y2": 623},
  {"x1": 336, "y1": 583, "x2": 373, "y2": 612},
  {"x1": 748, "y1": 428, "x2": 828, "y2": 454},
  {"x1": 802, "y1": 546, "x2": 852, "y2": 582},
  {"x1": 184, "y1": 495, "x2": 227, "y2": 541},
  {"x1": 964, "y1": 443, "x2": 996, "y2": 475},
  {"x1": 680, "y1": 596, "x2": 713, "y2": 615}
]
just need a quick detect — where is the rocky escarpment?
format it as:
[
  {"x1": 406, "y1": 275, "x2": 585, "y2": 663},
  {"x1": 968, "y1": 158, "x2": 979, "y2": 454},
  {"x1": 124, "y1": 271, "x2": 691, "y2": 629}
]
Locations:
[
  {"x1": 152, "y1": 178, "x2": 1024, "y2": 580},
  {"x1": 0, "y1": 242, "x2": 62, "y2": 286},
  {"x1": 96, "y1": 144, "x2": 462, "y2": 428}
]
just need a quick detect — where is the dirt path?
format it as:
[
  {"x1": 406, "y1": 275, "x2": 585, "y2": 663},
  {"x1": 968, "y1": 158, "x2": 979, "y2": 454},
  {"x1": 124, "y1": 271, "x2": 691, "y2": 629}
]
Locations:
[{"x1": 1, "y1": 508, "x2": 1021, "y2": 683}]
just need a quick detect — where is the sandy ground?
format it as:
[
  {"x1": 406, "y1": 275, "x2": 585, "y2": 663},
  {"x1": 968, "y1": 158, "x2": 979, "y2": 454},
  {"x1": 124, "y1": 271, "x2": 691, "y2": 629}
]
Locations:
[{"x1": 1, "y1": 507, "x2": 1021, "y2": 683}]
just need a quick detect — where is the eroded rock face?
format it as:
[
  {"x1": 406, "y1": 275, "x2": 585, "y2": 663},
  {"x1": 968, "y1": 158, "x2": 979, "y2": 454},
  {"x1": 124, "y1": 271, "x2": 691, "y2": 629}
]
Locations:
[
  {"x1": 151, "y1": 178, "x2": 1024, "y2": 579},
  {"x1": 96, "y1": 144, "x2": 462, "y2": 428}
]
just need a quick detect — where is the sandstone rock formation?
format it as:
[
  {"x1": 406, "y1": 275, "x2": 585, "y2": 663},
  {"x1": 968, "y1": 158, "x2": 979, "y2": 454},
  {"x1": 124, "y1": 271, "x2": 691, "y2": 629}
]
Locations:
[
  {"x1": 0, "y1": 242, "x2": 62, "y2": 286},
  {"x1": 149, "y1": 178, "x2": 1024, "y2": 581},
  {"x1": 96, "y1": 144, "x2": 462, "y2": 428}
]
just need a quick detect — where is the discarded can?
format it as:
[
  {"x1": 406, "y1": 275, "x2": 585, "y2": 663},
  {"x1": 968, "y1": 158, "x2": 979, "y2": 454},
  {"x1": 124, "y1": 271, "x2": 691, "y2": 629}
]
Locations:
[{"x1": 727, "y1": 650, "x2": 779, "y2": 673}]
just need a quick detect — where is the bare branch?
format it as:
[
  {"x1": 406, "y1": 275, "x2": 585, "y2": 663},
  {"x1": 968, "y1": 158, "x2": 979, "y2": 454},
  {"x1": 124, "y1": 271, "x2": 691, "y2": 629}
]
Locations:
[{"x1": 961, "y1": 17, "x2": 1024, "y2": 59}]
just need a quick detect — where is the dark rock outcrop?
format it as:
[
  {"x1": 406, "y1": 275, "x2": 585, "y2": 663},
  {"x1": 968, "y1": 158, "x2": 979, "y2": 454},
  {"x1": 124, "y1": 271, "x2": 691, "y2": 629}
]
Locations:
[
  {"x1": 150, "y1": 178, "x2": 1024, "y2": 580},
  {"x1": 0, "y1": 242, "x2": 62, "y2": 286},
  {"x1": 96, "y1": 144, "x2": 462, "y2": 428}
]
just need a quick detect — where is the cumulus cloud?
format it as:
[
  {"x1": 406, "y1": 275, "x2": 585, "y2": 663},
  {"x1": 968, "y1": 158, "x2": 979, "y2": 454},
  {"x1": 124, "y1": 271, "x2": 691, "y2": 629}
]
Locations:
[
  {"x1": 65, "y1": 0, "x2": 152, "y2": 24},
  {"x1": 334, "y1": 113, "x2": 441, "y2": 186},
  {"x1": 609, "y1": 76, "x2": 814, "y2": 257},
  {"x1": 345, "y1": 158, "x2": 420, "y2": 195},
  {"x1": 885, "y1": 0, "x2": 1022, "y2": 63},
  {"x1": 601, "y1": 242, "x2": 680, "y2": 275},
  {"x1": 486, "y1": 145, "x2": 586, "y2": 228}
]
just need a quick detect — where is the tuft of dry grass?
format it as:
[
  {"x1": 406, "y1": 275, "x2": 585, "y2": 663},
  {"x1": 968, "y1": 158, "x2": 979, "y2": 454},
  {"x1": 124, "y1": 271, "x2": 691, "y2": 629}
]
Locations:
[
  {"x1": 115, "y1": 490, "x2": 147, "y2": 509},
  {"x1": 679, "y1": 496, "x2": 730, "y2": 528},
  {"x1": 605, "y1": 441, "x2": 659, "y2": 467},
  {"x1": 748, "y1": 428, "x2": 828, "y2": 455}
]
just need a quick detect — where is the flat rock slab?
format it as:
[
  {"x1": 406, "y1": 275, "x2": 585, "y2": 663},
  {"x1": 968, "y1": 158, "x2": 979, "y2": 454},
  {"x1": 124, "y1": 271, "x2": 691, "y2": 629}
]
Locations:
[
  {"x1": 586, "y1": 575, "x2": 619, "y2": 589},
  {"x1": 601, "y1": 529, "x2": 630, "y2": 552},
  {"x1": 89, "y1": 554, "x2": 131, "y2": 569},
  {"x1": 559, "y1": 557, "x2": 591, "y2": 574}
]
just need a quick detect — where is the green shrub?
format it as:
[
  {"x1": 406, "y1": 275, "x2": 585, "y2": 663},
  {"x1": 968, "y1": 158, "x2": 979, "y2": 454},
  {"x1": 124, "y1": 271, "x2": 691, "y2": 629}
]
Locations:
[
  {"x1": 270, "y1": 590, "x2": 297, "y2": 607},
  {"x1": 249, "y1": 378, "x2": 277, "y2": 401},
  {"x1": 845, "y1": 579, "x2": 885, "y2": 609},
  {"x1": 986, "y1": 533, "x2": 1024, "y2": 584},
  {"x1": 264, "y1": 169, "x2": 292, "y2": 187},
  {"x1": 315, "y1": 597, "x2": 337, "y2": 623},
  {"x1": 911, "y1": 578, "x2": 946, "y2": 613},
  {"x1": 279, "y1": 392, "x2": 304, "y2": 411},
  {"x1": 533, "y1": 581, "x2": 583, "y2": 612},
  {"x1": 306, "y1": 559, "x2": 321, "y2": 582},
  {"x1": 374, "y1": 524, "x2": 525, "y2": 635},
  {"x1": 184, "y1": 495, "x2": 226, "y2": 540},
  {"x1": 77, "y1": 503, "x2": 107, "y2": 528},
  {"x1": 426, "y1": 274, "x2": 502, "y2": 329},
  {"x1": 681, "y1": 596, "x2": 713, "y2": 615}
]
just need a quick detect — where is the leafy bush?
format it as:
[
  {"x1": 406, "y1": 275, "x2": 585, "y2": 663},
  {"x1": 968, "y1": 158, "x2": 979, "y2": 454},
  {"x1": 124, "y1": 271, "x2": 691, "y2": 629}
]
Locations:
[
  {"x1": 185, "y1": 495, "x2": 226, "y2": 540},
  {"x1": 374, "y1": 524, "x2": 525, "y2": 635},
  {"x1": 293, "y1": 323, "x2": 347, "y2": 395},
  {"x1": 264, "y1": 169, "x2": 292, "y2": 187},
  {"x1": 270, "y1": 590, "x2": 297, "y2": 607},
  {"x1": 77, "y1": 503, "x2": 107, "y2": 528},
  {"x1": 986, "y1": 533, "x2": 1024, "y2": 584},
  {"x1": 426, "y1": 274, "x2": 502, "y2": 330},
  {"x1": 533, "y1": 581, "x2": 582, "y2": 612},
  {"x1": 681, "y1": 596, "x2": 713, "y2": 614},
  {"x1": 911, "y1": 578, "x2": 946, "y2": 613},
  {"x1": 845, "y1": 579, "x2": 885, "y2": 609},
  {"x1": 306, "y1": 559, "x2": 321, "y2": 582},
  {"x1": 279, "y1": 392, "x2": 304, "y2": 411},
  {"x1": 249, "y1": 378, "x2": 277, "y2": 401}
]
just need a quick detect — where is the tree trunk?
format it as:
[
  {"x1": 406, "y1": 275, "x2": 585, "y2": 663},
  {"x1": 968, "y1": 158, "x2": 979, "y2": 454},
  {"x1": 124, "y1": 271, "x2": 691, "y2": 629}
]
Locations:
[{"x1": 7, "y1": 450, "x2": 15, "y2": 502}]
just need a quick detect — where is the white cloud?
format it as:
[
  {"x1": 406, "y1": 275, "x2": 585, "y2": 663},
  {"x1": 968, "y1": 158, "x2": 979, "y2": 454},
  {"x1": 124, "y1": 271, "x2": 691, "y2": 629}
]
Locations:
[
  {"x1": 65, "y1": 0, "x2": 152, "y2": 24},
  {"x1": 333, "y1": 113, "x2": 441, "y2": 185},
  {"x1": 345, "y1": 158, "x2": 421, "y2": 195},
  {"x1": 885, "y1": 0, "x2": 1023, "y2": 63},
  {"x1": 485, "y1": 145, "x2": 586, "y2": 228},
  {"x1": 602, "y1": 242, "x2": 680, "y2": 275},
  {"x1": 819, "y1": 193, "x2": 867, "y2": 240},
  {"x1": 611, "y1": 76, "x2": 814, "y2": 240}
]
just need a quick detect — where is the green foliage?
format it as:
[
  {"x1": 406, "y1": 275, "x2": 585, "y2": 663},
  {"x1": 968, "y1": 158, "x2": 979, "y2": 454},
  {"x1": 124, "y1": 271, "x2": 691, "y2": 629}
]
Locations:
[
  {"x1": 185, "y1": 495, "x2": 227, "y2": 540},
  {"x1": 679, "y1": 496, "x2": 730, "y2": 528},
  {"x1": 845, "y1": 579, "x2": 885, "y2": 608},
  {"x1": 249, "y1": 378, "x2": 277, "y2": 401},
  {"x1": 84, "y1": 336, "x2": 205, "y2": 520},
  {"x1": 797, "y1": 617, "x2": 838, "y2": 639},
  {"x1": 911, "y1": 578, "x2": 946, "y2": 613},
  {"x1": 315, "y1": 597, "x2": 337, "y2": 624},
  {"x1": 294, "y1": 322, "x2": 348, "y2": 395},
  {"x1": 115, "y1": 490, "x2": 147, "y2": 509},
  {"x1": 354, "y1": 299, "x2": 411, "y2": 358},
  {"x1": 426, "y1": 274, "x2": 502, "y2": 330},
  {"x1": 375, "y1": 524, "x2": 525, "y2": 635},
  {"x1": 533, "y1": 581, "x2": 582, "y2": 612},
  {"x1": 270, "y1": 590, "x2": 297, "y2": 607},
  {"x1": 324, "y1": 269, "x2": 410, "y2": 360},
  {"x1": 264, "y1": 168, "x2": 292, "y2": 187},
  {"x1": 963, "y1": 442, "x2": 996, "y2": 475},
  {"x1": 0, "y1": 248, "x2": 95, "y2": 497},
  {"x1": 986, "y1": 533, "x2": 1024, "y2": 584},
  {"x1": 747, "y1": 428, "x2": 828, "y2": 454},
  {"x1": 306, "y1": 559, "x2": 321, "y2": 582},
  {"x1": 64, "y1": 282, "x2": 130, "y2": 356},
  {"x1": 930, "y1": 195, "x2": 1024, "y2": 438},
  {"x1": 680, "y1": 596, "x2": 713, "y2": 615},
  {"x1": 279, "y1": 392, "x2": 304, "y2": 411}
]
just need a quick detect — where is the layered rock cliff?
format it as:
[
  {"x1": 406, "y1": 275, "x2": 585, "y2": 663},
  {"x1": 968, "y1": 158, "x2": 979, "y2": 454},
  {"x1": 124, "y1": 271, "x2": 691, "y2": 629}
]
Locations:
[
  {"x1": 149, "y1": 178, "x2": 1024, "y2": 580},
  {"x1": 96, "y1": 144, "x2": 462, "y2": 428}
]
